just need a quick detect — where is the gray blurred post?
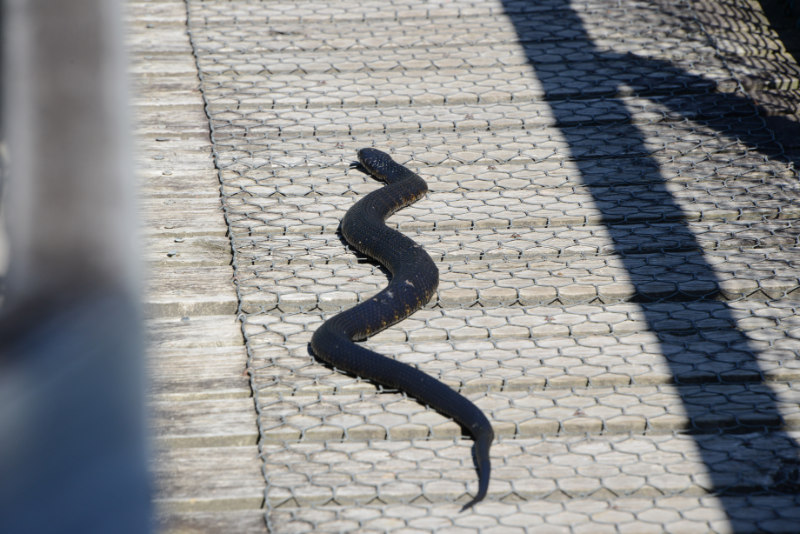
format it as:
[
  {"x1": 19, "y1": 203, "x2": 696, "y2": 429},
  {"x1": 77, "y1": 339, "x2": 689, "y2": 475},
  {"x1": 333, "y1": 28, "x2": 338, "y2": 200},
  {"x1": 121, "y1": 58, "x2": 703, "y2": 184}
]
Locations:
[{"x1": 0, "y1": 0, "x2": 151, "y2": 532}]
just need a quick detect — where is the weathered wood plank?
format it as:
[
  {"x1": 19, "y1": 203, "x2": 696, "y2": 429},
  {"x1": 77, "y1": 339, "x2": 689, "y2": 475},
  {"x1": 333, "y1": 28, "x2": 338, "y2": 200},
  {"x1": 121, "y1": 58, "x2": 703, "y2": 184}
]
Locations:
[
  {"x1": 125, "y1": 1, "x2": 187, "y2": 24},
  {"x1": 144, "y1": 235, "x2": 232, "y2": 267},
  {"x1": 156, "y1": 510, "x2": 267, "y2": 534},
  {"x1": 132, "y1": 89, "x2": 204, "y2": 108},
  {"x1": 129, "y1": 56, "x2": 199, "y2": 76},
  {"x1": 147, "y1": 315, "x2": 242, "y2": 348},
  {"x1": 126, "y1": 27, "x2": 193, "y2": 54},
  {"x1": 137, "y1": 169, "x2": 222, "y2": 198},
  {"x1": 134, "y1": 148, "x2": 215, "y2": 175},
  {"x1": 133, "y1": 107, "x2": 212, "y2": 134},
  {"x1": 134, "y1": 131, "x2": 210, "y2": 146},
  {"x1": 152, "y1": 446, "x2": 264, "y2": 512},
  {"x1": 139, "y1": 197, "x2": 228, "y2": 237},
  {"x1": 146, "y1": 314, "x2": 247, "y2": 398},
  {"x1": 148, "y1": 346, "x2": 250, "y2": 400},
  {"x1": 144, "y1": 264, "x2": 238, "y2": 317},
  {"x1": 127, "y1": 0, "x2": 264, "y2": 527},
  {"x1": 151, "y1": 397, "x2": 258, "y2": 447}
]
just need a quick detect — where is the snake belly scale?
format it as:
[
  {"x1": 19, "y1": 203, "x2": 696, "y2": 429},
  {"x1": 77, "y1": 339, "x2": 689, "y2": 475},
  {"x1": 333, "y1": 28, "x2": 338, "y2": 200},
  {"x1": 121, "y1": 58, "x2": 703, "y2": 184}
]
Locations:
[{"x1": 310, "y1": 148, "x2": 493, "y2": 510}]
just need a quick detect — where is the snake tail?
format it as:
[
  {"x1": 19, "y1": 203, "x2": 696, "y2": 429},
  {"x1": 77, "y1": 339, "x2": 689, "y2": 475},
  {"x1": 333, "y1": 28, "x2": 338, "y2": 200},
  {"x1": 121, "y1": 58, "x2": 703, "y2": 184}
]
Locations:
[{"x1": 310, "y1": 148, "x2": 494, "y2": 509}]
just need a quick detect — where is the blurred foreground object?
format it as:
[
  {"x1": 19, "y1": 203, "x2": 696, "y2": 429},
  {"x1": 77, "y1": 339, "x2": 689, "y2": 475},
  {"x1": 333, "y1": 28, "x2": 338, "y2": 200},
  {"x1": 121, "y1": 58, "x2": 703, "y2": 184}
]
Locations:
[{"x1": 0, "y1": 1, "x2": 151, "y2": 532}]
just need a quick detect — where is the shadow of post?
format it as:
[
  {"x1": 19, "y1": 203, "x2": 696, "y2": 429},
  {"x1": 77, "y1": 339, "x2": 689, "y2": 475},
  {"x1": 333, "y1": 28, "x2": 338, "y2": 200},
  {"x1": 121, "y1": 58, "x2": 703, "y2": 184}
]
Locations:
[{"x1": 499, "y1": 0, "x2": 800, "y2": 529}]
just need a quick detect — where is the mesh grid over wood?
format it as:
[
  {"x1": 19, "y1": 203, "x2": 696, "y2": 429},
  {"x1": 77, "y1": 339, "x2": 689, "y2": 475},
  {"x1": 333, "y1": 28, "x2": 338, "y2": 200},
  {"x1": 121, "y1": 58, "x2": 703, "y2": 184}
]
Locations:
[{"x1": 175, "y1": 0, "x2": 800, "y2": 530}]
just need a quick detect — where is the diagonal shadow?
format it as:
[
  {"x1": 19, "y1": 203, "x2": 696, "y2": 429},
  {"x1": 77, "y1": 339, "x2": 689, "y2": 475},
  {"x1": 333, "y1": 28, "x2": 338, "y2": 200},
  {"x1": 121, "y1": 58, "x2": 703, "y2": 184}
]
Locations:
[{"x1": 500, "y1": 0, "x2": 800, "y2": 529}]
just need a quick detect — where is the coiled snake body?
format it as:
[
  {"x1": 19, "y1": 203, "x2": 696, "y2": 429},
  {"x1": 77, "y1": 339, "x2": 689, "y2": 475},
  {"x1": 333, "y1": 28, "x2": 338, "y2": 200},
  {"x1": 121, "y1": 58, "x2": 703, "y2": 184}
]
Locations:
[{"x1": 310, "y1": 148, "x2": 493, "y2": 510}]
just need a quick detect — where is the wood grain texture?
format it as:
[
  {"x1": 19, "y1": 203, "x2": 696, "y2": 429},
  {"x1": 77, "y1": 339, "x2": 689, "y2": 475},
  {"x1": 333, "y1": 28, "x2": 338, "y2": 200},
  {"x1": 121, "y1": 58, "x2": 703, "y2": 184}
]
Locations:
[
  {"x1": 155, "y1": 510, "x2": 267, "y2": 534},
  {"x1": 131, "y1": 0, "x2": 263, "y2": 523},
  {"x1": 152, "y1": 446, "x2": 264, "y2": 512}
]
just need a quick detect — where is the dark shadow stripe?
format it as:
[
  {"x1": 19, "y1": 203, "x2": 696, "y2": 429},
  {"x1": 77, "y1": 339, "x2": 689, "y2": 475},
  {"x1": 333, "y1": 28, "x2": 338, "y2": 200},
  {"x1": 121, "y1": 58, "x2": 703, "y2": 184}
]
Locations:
[{"x1": 499, "y1": 1, "x2": 800, "y2": 530}]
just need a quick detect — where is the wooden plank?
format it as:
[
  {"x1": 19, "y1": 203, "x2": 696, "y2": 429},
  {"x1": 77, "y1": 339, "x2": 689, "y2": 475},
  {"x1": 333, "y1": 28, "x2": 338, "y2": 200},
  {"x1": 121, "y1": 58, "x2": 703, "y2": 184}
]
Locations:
[
  {"x1": 148, "y1": 346, "x2": 250, "y2": 401},
  {"x1": 144, "y1": 235, "x2": 232, "y2": 267},
  {"x1": 137, "y1": 169, "x2": 223, "y2": 198},
  {"x1": 125, "y1": 1, "x2": 188, "y2": 24},
  {"x1": 147, "y1": 314, "x2": 248, "y2": 398},
  {"x1": 143, "y1": 265, "x2": 238, "y2": 317},
  {"x1": 146, "y1": 315, "x2": 248, "y2": 399},
  {"x1": 133, "y1": 107, "x2": 212, "y2": 134},
  {"x1": 134, "y1": 148, "x2": 215, "y2": 175},
  {"x1": 132, "y1": 89, "x2": 204, "y2": 109},
  {"x1": 135, "y1": 130, "x2": 211, "y2": 144},
  {"x1": 129, "y1": 56, "x2": 199, "y2": 76},
  {"x1": 126, "y1": 27, "x2": 192, "y2": 54},
  {"x1": 138, "y1": 197, "x2": 228, "y2": 237},
  {"x1": 127, "y1": 0, "x2": 265, "y2": 527},
  {"x1": 150, "y1": 398, "x2": 258, "y2": 447},
  {"x1": 147, "y1": 315, "x2": 242, "y2": 349},
  {"x1": 152, "y1": 446, "x2": 264, "y2": 512},
  {"x1": 156, "y1": 510, "x2": 267, "y2": 534}
]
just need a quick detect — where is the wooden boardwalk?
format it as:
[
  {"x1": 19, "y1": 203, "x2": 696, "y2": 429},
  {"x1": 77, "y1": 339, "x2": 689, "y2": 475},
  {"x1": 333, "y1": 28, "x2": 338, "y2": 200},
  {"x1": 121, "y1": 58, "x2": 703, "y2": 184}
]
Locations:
[
  {"x1": 129, "y1": 0, "x2": 263, "y2": 529},
  {"x1": 131, "y1": 0, "x2": 800, "y2": 532}
]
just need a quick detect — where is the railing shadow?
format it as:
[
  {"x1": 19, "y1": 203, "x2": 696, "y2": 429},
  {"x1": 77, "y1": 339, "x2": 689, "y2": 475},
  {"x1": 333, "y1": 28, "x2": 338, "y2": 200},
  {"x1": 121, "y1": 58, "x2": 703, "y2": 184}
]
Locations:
[{"x1": 499, "y1": 0, "x2": 800, "y2": 530}]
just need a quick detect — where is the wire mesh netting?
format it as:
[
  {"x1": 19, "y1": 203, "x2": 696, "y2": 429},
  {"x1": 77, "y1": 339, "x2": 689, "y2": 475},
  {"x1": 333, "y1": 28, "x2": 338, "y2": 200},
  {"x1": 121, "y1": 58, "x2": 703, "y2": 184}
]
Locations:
[{"x1": 184, "y1": 0, "x2": 800, "y2": 531}]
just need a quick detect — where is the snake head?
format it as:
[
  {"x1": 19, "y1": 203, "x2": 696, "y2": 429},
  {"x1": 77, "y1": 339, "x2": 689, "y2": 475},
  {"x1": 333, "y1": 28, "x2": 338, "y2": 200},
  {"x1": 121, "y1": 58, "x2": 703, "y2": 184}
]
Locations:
[
  {"x1": 356, "y1": 148, "x2": 394, "y2": 182},
  {"x1": 358, "y1": 147, "x2": 418, "y2": 184},
  {"x1": 357, "y1": 148, "x2": 420, "y2": 185}
]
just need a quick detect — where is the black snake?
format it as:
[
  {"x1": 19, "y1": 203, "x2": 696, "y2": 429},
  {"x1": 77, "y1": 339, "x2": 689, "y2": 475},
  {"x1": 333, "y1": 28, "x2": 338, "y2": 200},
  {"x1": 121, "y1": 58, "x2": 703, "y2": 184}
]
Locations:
[{"x1": 310, "y1": 148, "x2": 493, "y2": 510}]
